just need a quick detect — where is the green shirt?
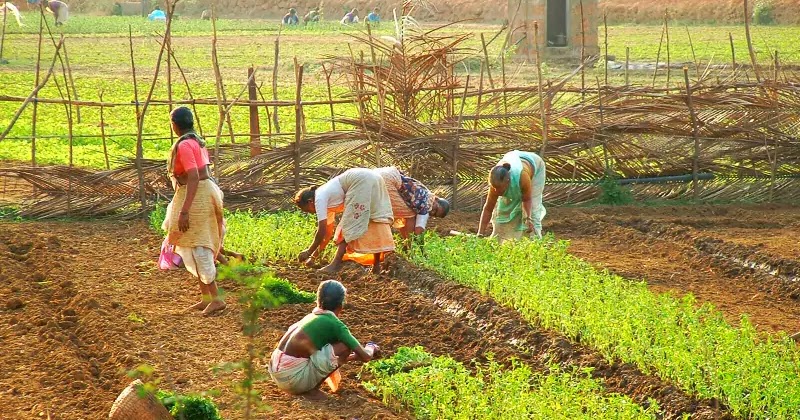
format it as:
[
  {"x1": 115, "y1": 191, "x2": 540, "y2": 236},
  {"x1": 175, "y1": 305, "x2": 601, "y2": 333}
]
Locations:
[{"x1": 298, "y1": 312, "x2": 360, "y2": 350}]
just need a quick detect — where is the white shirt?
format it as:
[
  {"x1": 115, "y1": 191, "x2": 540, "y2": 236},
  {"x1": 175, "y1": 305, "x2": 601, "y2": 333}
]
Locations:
[{"x1": 314, "y1": 176, "x2": 345, "y2": 222}]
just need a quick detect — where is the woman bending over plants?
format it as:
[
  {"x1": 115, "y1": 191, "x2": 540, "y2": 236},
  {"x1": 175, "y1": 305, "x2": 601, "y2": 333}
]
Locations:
[{"x1": 268, "y1": 280, "x2": 380, "y2": 398}]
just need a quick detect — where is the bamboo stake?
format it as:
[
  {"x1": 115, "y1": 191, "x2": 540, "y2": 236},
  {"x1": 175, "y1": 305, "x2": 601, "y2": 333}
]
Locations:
[
  {"x1": 31, "y1": 14, "x2": 44, "y2": 166},
  {"x1": 293, "y1": 59, "x2": 304, "y2": 190},
  {"x1": 596, "y1": 77, "x2": 609, "y2": 175},
  {"x1": 686, "y1": 26, "x2": 699, "y2": 79},
  {"x1": 480, "y1": 33, "x2": 495, "y2": 89},
  {"x1": 166, "y1": 1, "x2": 174, "y2": 144},
  {"x1": 0, "y1": 38, "x2": 64, "y2": 142},
  {"x1": 603, "y1": 11, "x2": 608, "y2": 86},
  {"x1": 247, "y1": 66, "x2": 260, "y2": 157},
  {"x1": 321, "y1": 63, "x2": 336, "y2": 131},
  {"x1": 53, "y1": 71, "x2": 74, "y2": 215},
  {"x1": 579, "y1": 0, "x2": 586, "y2": 102},
  {"x1": 166, "y1": 46, "x2": 203, "y2": 136},
  {"x1": 743, "y1": 0, "x2": 761, "y2": 82},
  {"x1": 729, "y1": 32, "x2": 737, "y2": 78},
  {"x1": 773, "y1": 50, "x2": 779, "y2": 82},
  {"x1": 255, "y1": 83, "x2": 273, "y2": 140},
  {"x1": 210, "y1": 7, "x2": 235, "y2": 144},
  {"x1": 272, "y1": 28, "x2": 282, "y2": 134},
  {"x1": 534, "y1": 22, "x2": 547, "y2": 156},
  {"x1": 61, "y1": 41, "x2": 81, "y2": 123},
  {"x1": 99, "y1": 90, "x2": 110, "y2": 170},
  {"x1": 652, "y1": 21, "x2": 665, "y2": 87},
  {"x1": 683, "y1": 67, "x2": 700, "y2": 200},
  {"x1": 474, "y1": 61, "x2": 484, "y2": 131},
  {"x1": 0, "y1": 3, "x2": 7, "y2": 63},
  {"x1": 452, "y1": 75, "x2": 470, "y2": 210},
  {"x1": 128, "y1": 24, "x2": 146, "y2": 209},
  {"x1": 501, "y1": 53, "x2": 508, "y2": 126},
  {"x1": 367, "y1": 23, "x2": 384, "y2": 165},
  {"x1": 664, "y1": 10, "x2": 671, "y2": 88},
  {"x1": 624, "y1": 47, "x2": 630, "y2": 86}
]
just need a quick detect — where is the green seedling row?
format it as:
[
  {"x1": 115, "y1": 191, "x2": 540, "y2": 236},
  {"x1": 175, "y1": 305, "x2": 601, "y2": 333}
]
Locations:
[
  {"x1": 364, "y1": 347, "x2": 658, "y2": 420},
  {"x1": 409, "y1": 235, "x2": 800, "y2": 419}
]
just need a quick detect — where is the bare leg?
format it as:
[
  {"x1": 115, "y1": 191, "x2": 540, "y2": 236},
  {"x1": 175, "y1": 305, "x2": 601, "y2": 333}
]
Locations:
[
  {"x1": 371, "y1": 253, "x2": 381, "y2": 274},
  {"x1": 202, "y1": 281, "x2": 227, "y2": 316},
  {"x1": 301, "y1": 342, "x2": 352, "y2": 400},
  {"x1": 188, "y1": 281, "x2": 210, "y2": 311},
  {"x1": 320, "y1": 242, "x2": 347, "y2": 274}
]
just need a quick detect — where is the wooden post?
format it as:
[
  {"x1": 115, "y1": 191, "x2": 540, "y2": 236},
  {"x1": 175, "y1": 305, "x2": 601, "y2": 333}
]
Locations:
[
  {"x1": 596, "y1": 77, "x2": 609, "y2": 175},
  {"x1": 683, "y1": 67, "x2": 700, "y2": 200},
  {"x1": 129, "y1": 24, "x2": 146, "y2": 209},
  {"x1": 31, "y1": 14, "x2": 44, "y2": 167},
  {"x1": 743, "y1": 0, "x2": 761, "y2": 82},
  {"x1": 475, "y1": 61, "x2": 484, "y2": 131},
  {"x1": 501, "y1": 53, "x2": 508, "y2": 125},
  {"x1": 210, "y1": 9, "x2": 235, "y2": 145},
  {"x1": 247, "y1": 66, "x2": 261, "y2": 157},
  {"x1": 322, "y1": 63, "x2": 336, "y2": 131},
  {"x1": 534, "y1": 22, "x2": 548, "y2": 156},
  {"x1": 293, "y1": 59, "x2": 304, "y2": 190},
  {"x1": 272, "y1": 31, "x2": 281, "y2": 134},
  {"x1": 774, "y1": 50, "x2": 779, "y2": 82},
  {"x1": 99, "y1": 90, "x2": 110, "y2": 170},
  {"x1": 166, "y1": 3, "x2": 174, "y2": 144},
  {"x1": 168, "y1": 47, "x2": 204, "y2": 136}
]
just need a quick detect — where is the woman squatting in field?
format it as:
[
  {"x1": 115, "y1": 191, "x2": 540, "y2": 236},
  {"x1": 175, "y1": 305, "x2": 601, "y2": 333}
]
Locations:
[
  {"x1": 294, "y1": 168, "x2": 395, "y2": 274},
  {"x1": 268, "y1": 280, "x2": 380, "y2": 398},
  {"x1": 478, "y1": 150, "x2": 547, "y2": 242},
  {"x1": 162, "y1": 107, "x2": 227, "y2": 316}
]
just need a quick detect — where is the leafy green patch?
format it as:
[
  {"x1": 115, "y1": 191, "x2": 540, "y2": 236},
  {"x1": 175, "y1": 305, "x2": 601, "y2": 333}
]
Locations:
[{"x1": 156, "y1": 390, "x2": 222, "y2": 420}]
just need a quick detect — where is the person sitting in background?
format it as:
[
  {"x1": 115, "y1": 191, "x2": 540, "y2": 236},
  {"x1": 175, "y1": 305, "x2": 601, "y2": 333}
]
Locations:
[
  {"x1": 43, "y1": 0, "x2": 68, "y2": 26},
  {"x1": 303, "y1": 7, "x2": 320, "y2": 24},
  {"x1": 200, "y1": 9, "x2": 211, "y2": 20},
  {"x1": 269, "y1": 280, "x2": 380, "y2": 398},
  {"x1": 365, "y1": 7, "x2": 379, "y2": 24},
  {"x1": 282, "y1": 7, "x2": 299, "y2": 25},
  {"x1": 148, "y1": 6, "x2": 166, "y2": 21},
  {"x1": 340, "y1": 8, "x2": 358, "y2": 24}
]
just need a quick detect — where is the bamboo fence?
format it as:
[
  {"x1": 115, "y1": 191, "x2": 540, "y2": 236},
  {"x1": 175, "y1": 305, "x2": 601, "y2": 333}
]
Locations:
[{"x1": 1, "y1": 11, "x2": 799, "y2": 218}]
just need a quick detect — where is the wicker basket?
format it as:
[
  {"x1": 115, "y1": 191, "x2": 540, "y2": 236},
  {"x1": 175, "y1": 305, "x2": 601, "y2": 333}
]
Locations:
[{"x1": 108, "y1": 380, "x2": 173, "y2": 420}]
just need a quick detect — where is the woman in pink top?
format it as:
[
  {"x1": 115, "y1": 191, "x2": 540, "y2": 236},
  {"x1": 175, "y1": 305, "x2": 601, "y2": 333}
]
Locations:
[{"x1": 162, "y1": 107, "x2": 227, "y2": 316}]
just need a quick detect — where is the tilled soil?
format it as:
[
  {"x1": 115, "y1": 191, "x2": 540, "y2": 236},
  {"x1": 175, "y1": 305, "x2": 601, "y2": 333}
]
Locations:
[{"x1": 1, "y1": 217, "x2": 732, "y2": 419}]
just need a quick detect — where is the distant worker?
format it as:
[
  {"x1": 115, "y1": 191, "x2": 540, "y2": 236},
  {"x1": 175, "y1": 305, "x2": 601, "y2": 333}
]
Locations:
[
  {"x1": 282, "y1": 7, "x2": 299, "y2": 25},
  {"x1": 0, "y1": 2, "x2": 24, "y2": 26},
  {"x1": 303, "y1": 7, "x2": 320, "y2": 24},
  {"x1": 365, "y1": 7, "x2": 379, "y2": 24},
  {"x1": 268, "y1": 280, "x2": 380, "y2": 398},
  {"x1": 340, "y1": 8, "x2": 358, "y2": 24},
  {"x1": 44, "y1": 0, "x2": 68, "y2": 26},
  {"x1": 148, "y1": 6, "x2": 166, "y2": 21},
  {"x1": 200, "y1": 9, "x2": 211, "y2": 20},
  {"x1": 478, "y1": 150, "x2": 547, "y2": 242}
]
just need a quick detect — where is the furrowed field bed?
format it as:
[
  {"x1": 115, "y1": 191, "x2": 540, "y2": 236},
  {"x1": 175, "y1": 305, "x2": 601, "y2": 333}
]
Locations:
[
  {"x1": 540, "y1": 205, "x2": 800, "y2": 336},
  {"x1": 410, "y1": 233, "x2": 800, "y2": 418}
]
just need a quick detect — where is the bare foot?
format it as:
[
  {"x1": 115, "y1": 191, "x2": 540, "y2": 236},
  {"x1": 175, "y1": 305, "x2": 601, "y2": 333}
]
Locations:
[
  {"x1": 319, "y1": 263, "x2": 342, "y2": 274},
  {"x1": 299, "y1": 389, "x2": 328, "y2": 401},
  {"x1": 202, "y1": 300, "x2": 227, "y2": 316},
  {"x1": 187, "y1": 301, "x2": 209, "y2": 312}
]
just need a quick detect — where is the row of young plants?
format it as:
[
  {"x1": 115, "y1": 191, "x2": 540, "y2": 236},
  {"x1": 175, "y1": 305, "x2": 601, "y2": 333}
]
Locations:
[
  {"x1": 364, "y1": 346, "x2": 658, "y2": 420},
  {"x1": 150, "y1": 209, "x2": 662, "y2": 417},
  {"x1": 408, "y1": 235, "x2": 800, "y2": 419}
]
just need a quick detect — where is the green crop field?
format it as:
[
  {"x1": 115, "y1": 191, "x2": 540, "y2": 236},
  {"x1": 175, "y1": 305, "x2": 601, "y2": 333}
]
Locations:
[{"x1": 1, "y1": 12, "x2": 797, "y2": 168}]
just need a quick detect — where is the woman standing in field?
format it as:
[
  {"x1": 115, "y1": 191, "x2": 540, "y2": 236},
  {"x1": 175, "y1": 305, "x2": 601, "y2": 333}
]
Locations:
[
  {"x1": 293, "y1": 168, "x2": 395, "y2": 274},
  {"x1": 162, "y1": 107, "x2": 226, "y2": 316},
  {"x1": 477, "y1": 150, "x2": 546, "y2": 242},
  {"x1": 374, "y1": 166, "x2": 450, "y2": 239},
  {"x1": 269, "y1": 280, "x2": 380, "y2": 398}
]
